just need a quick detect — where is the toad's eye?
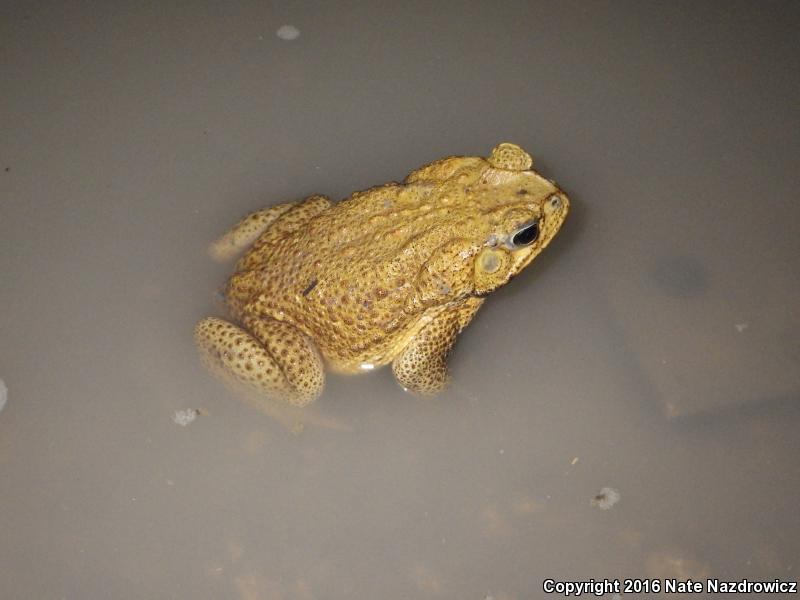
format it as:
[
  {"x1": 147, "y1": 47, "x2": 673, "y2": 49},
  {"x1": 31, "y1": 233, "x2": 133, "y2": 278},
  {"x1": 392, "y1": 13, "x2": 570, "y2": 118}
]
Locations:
[{"x1": 510, "y1": 220, "x2": 539, "y2": 247}]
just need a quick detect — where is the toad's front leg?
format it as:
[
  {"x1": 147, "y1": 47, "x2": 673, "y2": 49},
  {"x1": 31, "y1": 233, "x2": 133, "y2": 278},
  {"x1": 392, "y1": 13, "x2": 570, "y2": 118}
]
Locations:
[
  {"x1": 391, "y1": 297, "x2": 484, "y2": 395},
  {"x1": 194, "y1": 316, "x2": 325, "y2": 406}
]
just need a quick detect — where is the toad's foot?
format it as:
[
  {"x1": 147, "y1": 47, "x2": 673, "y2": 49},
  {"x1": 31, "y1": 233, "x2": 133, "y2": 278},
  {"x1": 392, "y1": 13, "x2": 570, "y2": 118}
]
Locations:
[
  {"x1": 235, "y1": 387, "x2": 351, "y2": 432},
  {"x1": 194, "y1": 316, "x2": 324, "y2": 406}
]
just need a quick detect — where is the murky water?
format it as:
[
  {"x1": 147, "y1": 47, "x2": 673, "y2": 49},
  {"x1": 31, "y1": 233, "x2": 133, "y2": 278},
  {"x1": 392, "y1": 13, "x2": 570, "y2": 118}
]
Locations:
[{"x1": 1, "y1": 2, "x2": 798, "y2": 598}]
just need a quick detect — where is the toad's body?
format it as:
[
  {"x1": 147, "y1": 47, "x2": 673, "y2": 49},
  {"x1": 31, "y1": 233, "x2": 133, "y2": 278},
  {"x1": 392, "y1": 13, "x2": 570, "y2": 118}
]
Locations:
[{"x1": 195, "y1": 143, "x2": 569, "y2": 405}]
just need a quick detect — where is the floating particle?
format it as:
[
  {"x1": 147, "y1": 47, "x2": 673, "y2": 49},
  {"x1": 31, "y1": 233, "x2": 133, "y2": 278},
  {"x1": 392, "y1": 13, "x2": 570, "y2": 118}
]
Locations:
[
  {"x1": 276, "y1": 25, "x2": 300, "y2": 41},
  {"x1": 734, "y1": 322, "x2": 749, "y2": 333},
  {"x1": 172, "y1": 408, "x2": 204, "y2": 426},
  {"x1": 0, "y1": 378, "x2": 6, "y2": 412},
  {"x1": 591, "y1": 486, "x2": 620, "y2": 510}
]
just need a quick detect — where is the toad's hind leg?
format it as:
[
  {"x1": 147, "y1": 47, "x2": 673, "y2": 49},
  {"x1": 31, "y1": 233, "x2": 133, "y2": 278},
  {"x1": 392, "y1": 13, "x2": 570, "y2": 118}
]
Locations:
[
  {"x1": 392, "y1": 297, "x2": 484, "y2": 395},
  {"x1": 234, "y1": 195, "x2": 331, "y2": 271},
  {"x1": 209, "y1": 201, "x2": 298, "y2": 262},
  {"x1": 194, "y1": 316, "x2": 324, "y2": 406},
  {"x1": 208, "y1": 195, "x2": 332, "y2": 262}
]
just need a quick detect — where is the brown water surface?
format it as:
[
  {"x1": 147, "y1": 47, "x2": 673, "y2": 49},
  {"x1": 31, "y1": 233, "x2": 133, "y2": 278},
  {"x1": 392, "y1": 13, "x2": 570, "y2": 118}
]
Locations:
[{"x1": 1, "y1": 2, "x2": 798, "y2": 598}]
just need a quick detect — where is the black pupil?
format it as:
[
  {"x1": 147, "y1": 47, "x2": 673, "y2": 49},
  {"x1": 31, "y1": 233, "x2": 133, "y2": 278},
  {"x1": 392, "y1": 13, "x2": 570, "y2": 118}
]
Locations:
[{"x1": 512, "y1": 222, "x2": 539, "y2": 246}]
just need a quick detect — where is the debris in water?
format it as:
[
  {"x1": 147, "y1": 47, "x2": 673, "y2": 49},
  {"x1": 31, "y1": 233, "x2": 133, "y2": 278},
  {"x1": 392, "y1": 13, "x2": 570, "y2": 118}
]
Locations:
[
  {"x1": 734, "y1": 322, "x2": 749, "y2": 333},
  {"x1": 276, "y1": 25, "x2": 300, "y2": 41},
  {"x1": 172, "y1": 408, "x2": 207, "y2": 426},
  {"x1": 645, "y1": 550, "x2": 711, "y2": 579},
  {"x1": 0, "y1": 378, "x2": 6, "y2": 413},
  {"x1": 591, "y1": 486, "x2": 620, "y2": 510}
]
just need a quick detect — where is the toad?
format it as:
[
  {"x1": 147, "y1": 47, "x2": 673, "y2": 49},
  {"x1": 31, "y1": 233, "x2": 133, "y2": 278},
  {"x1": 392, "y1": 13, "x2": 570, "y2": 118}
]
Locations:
[{"x1": 195, "y1": 143, "x2": 569, "y2": 405}]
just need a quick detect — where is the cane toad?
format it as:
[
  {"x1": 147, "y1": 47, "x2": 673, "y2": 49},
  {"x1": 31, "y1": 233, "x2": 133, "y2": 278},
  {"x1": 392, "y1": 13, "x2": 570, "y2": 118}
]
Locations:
[{"x1": 195, "y1": 143, "x2": 570, "y2": 405}]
